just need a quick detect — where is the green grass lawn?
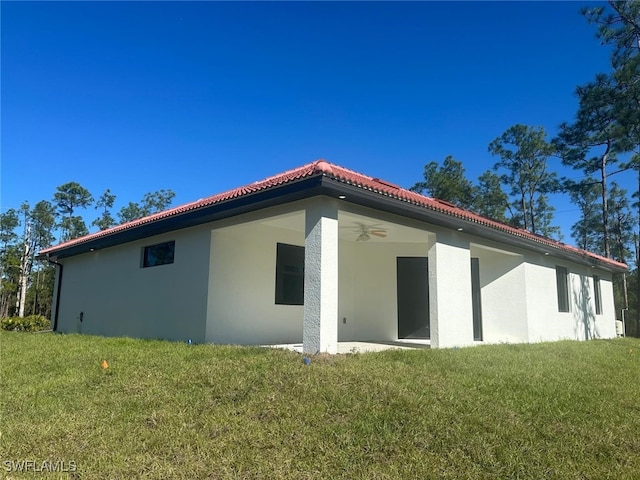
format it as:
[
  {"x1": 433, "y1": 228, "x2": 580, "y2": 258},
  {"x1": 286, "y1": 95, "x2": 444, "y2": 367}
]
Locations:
[{"x1": 1, "y1": 332, "x2": 639, "y2": 479}]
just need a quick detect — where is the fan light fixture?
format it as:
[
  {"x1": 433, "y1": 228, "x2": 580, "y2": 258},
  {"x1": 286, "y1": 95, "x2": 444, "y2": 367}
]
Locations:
[{"x1": 351, "y1": 223, "x2": 387, "y2": 242}]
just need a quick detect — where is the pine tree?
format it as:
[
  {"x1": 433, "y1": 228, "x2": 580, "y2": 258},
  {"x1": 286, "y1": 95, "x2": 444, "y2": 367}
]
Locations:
[
  {"x1": 555, "y1": 74, "x2": 624, "y2": 258},
  {"x1": 471, "y1": 170, "x2": 509, "y2": 222},
  {"x1": 488, "y1": 124, "x2": 559, "y2": 235},
  {"x1": 53, "y1": 182, "x2": 93, "y2": 241},
  {"x1": 566, "y1": 180, "x2": 602, "y2": 252},
  {"x1": 118, "y1": 190, "x2": 176, "y2": 224},
  {"x1": 92, "y1": 189, "x2": 116, "y2": 231},
  {"x1": 411, "y1": 156, "x2": 475, "y2": 209}
]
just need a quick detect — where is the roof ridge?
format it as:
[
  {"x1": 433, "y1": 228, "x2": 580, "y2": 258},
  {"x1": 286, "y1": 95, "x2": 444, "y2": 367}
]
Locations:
[{"x1": 250, "y1": 161, "x2": 317, "y2": 185}]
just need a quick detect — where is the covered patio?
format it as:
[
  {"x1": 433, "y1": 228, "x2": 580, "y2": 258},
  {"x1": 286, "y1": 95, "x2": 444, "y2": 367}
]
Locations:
[{"x1": 206, "y1": 196, "x2": 484, "y2": 353}]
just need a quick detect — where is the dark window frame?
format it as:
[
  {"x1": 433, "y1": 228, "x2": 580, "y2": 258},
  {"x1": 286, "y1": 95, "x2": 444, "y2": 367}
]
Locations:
[
  {"x1": 275, "y1": 243, "x2": 305, "y2": 305},
  {"x1": 556, "y1": 266, "x2": 570, "y2": 312},
  {"x1": 471, "y1": 257, "x2": 483, "y2": 341},
  {"x1": 593, "y1": 275, "x2": 603, "y2": 315},
  {"x1": 141, "y1": 241, "x2": 175, "y2": 268}
]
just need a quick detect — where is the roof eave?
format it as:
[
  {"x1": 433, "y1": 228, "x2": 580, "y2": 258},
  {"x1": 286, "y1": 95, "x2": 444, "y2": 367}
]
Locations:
[
  {"x1": 320, "y1": 178, "x2": 628, "y2": 274},
  {"x1": 39, "y1": 170, "x2": 627, "y2": 274},
  {"x1": 38, "y1": 175, "x2": 324, "y2": 260}
]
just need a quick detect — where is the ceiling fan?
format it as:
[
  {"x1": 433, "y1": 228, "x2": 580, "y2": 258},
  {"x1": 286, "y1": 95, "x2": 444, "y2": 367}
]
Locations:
[{"x1": 353, "y1": 223, "x2": 387, "y2": 242}]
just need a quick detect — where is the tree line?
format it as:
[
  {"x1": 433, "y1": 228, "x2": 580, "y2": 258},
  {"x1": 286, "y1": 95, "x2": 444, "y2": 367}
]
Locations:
[
  {"x1": 0, "y1": 184, "x2": 174, "y2": 319},
  {"x1": 412, "y1": 2, "x2": 640, "y2": 335}
]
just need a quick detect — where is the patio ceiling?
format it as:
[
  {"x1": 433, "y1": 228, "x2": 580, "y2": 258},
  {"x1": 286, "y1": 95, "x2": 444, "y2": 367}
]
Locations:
[{"x1": 257, "y1": 209, "x2": 432, "y2": 244}]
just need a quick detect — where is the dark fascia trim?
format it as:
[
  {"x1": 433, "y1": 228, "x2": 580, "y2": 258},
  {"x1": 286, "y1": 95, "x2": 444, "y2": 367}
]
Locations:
[
  {"x1": 319, "y1": 178, "x2": 627, "y2": 274},
  {"x1": 44, "y1": 175, "x2": 324, "y2": 260}
]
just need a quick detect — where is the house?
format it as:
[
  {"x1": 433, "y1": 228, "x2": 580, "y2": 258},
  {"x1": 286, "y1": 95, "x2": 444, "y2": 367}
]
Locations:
[{"x1": 38, "y1": 160, "x2": 627, "y2": 353}]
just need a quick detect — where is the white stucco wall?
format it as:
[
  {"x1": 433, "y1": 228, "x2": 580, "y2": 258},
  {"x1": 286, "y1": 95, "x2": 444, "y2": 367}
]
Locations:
[
  {"x1": 337, "y1": 241, "x2": 356, "y2": 340},
  {"x1": 428, "y1": 231, "x2": 474, "y2": 348},
  {"x1": 303, "y1": 200, "x2": 339, "y2": 354},
  {"x1": 207, "y1": 223, "x2": 305, "y2": 345},
  {"x1": 470, "y1": 245, "x2": 528, "y2": 344},
  {"x1": 422, "y1": 237, "x2": 620, "y2": 347},
  {"x1": 56, "y1": 225, "x2": 212, "y2": 342},
  {"x1": 565, "y1": 267, "x2": 616, "y2": 340},
  {"x1": 523, "y1": 256, "x2": 617, "y2": 342},
  {"x1": 597, "y1": 274, "x2": 617, "y2": 338}
]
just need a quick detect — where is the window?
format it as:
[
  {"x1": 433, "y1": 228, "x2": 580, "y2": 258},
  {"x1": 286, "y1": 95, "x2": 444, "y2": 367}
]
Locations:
[
  {"x1": 471, "y1": 258, "x2": 483, "y2": 341},
  {"x1": 556, "y1": 266, "x2": 570, "y2": 312},
  {"x1": 142, "y1": 241, "x2": 175, "y2": 268},
  {"x1": 594, "y1": 275, "x2": 602, "y2": 315},
  {"x1": 275, "y1": 243, "x2": 304, "y2": 305}
]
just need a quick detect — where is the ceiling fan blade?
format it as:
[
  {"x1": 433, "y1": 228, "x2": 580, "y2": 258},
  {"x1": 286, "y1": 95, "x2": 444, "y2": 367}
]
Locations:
[{"x1": 370, "y1": 231, "x2": 387, "y2": 237}]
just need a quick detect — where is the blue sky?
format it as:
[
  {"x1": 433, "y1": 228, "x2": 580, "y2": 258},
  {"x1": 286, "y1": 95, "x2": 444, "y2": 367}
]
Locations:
[{"x1": 1, "y1": 1, "x2": 619, "y2": 241}]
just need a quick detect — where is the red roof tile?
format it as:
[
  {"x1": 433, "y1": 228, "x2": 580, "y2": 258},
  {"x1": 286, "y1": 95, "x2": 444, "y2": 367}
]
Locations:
[{"x1": 39, "y1": 159, "x2": 627, "y2": 270}]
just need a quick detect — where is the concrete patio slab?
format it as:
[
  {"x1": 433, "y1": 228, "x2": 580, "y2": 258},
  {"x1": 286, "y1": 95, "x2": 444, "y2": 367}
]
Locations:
[{"x1": 267, "y1": 340, "x2": 430, "y2": 354}]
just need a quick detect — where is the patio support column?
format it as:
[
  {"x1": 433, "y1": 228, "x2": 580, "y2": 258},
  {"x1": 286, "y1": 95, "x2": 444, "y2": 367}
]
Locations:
[
  {"x1": 428, "y1": 231, "x2": 474, "y2": 348},
  {"x1": 303, "y1": 198, "x2": 339, "y2": 354}
]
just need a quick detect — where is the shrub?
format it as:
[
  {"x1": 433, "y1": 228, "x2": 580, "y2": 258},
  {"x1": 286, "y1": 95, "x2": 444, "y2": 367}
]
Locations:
[{"x1": 1, "y1": 315, "x2": 51, "y2": 332}]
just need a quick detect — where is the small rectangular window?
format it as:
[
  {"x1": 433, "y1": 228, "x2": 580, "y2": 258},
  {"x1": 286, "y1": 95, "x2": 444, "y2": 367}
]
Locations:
[
  {"x1": 556, "y1": 266, "x2": 569, "y2": 312},
  {"x1": 275, "y1": 243, "x2": 304, "y2": 305},
  {"x1": 594, "y1": 275, "x2": 602, "y2": 315},
  {"x1": 142, "y1": 241, "x2": 175, "y2": 268}
]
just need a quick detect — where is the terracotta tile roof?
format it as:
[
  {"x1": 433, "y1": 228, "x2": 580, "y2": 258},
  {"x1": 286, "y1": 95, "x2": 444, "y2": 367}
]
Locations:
[{"x1": 39, "y1": 159, "x2": 627, "y2": 270}]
